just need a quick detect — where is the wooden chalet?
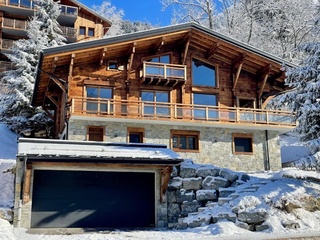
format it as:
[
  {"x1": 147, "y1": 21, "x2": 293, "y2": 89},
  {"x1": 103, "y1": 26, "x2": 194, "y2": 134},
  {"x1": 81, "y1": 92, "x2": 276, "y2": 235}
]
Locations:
[{"x1": 32, "y1": 22, "x2": 296, "y2": 172}]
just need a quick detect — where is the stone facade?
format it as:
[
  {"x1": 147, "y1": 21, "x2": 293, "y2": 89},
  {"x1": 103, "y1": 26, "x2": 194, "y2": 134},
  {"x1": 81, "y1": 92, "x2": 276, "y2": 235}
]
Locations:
[{"x1": 68, "y1": 118, "x2": 281, "y2": 172}]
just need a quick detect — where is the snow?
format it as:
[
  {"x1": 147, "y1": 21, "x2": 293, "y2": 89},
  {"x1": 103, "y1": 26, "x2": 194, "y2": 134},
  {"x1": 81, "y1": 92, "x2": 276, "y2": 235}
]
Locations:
[{"x1": 1, "y1": 123, "x2": 320, "y2": 239}]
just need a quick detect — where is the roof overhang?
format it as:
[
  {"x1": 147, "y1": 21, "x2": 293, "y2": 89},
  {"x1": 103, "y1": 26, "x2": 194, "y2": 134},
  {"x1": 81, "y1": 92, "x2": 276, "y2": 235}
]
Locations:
[{"x1": 17, "y1": 138, "x2": 183, "y2": 166}]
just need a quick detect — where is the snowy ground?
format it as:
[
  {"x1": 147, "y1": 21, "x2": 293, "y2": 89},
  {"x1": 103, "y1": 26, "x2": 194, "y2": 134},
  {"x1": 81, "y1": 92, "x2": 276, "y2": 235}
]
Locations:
[{"x1": 1, "y1": 123, "x2": 320, "y2": 240}]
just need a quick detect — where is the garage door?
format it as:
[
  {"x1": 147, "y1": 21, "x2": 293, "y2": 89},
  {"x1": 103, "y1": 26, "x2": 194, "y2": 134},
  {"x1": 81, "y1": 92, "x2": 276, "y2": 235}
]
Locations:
[{"x1": 31, "y1": 170, "x2": 155, "y2": 228}]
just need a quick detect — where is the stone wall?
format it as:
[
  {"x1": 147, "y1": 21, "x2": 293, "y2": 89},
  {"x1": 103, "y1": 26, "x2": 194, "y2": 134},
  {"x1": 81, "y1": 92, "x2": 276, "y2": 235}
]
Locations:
[
  {"x1": 68, "y1": 118, "x2": 282, "y2": 171},
  {"x1": 166, "y1": 161, "x2": 251, "y2": 228}
]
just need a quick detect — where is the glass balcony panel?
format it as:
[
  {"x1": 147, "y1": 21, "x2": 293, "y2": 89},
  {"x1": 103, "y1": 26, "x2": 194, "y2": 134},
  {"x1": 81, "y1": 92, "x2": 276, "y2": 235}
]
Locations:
[{"x1": 87, "y1": 102, "x2": 98, "y2": 112}]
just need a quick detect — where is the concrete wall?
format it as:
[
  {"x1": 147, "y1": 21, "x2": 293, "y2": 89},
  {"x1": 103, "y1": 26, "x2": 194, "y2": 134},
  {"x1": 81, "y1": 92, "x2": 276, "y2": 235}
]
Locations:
[{"x1": 68, "y1": 119, "x2": 282, "y2": 172}]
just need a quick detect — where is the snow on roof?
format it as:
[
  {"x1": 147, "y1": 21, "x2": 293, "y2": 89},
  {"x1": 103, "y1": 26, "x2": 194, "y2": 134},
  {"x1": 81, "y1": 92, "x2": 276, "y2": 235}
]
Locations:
[{"x1": 17, "y1": 138, "x2": 182, "y2": 161}]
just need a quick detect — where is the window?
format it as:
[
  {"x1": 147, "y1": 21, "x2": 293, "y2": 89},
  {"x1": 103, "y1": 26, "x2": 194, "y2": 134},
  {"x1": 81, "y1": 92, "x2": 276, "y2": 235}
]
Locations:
[
  {"x1": 147, "y1": 55, "x2": 170, "y2": 63},
  {"x1": 232, "y1": 133, "x2": 253, "y2": 154},
  {"x1": 192, "y1": 58, "x2": 217, "y2": 87},
  {"x1": 88, "y1": 28, "x2": 94, "y2": 36},
  {"x1": 193, "y1": 93, "x2": 218, "y2": 119},
  {"x1": 79, "y1": 26, "x2": 86, "y2": 35},
  {"x1": 171, "y1": 130, "x2": 199, "y2": 151},
  {"x1": 87, "y1": 126, "x2": 104, "y2": 141},
  {"x1": 127, "y1": 127, "x2": 144, "y2": 143},
  {"x1": 108, "y1": 61, "x2": 118, "y2": 70},
  {"x1": 141, "y1": 91, "x2": 169, "y2": 116},
  {"x1": 86, "y1": 87, "x2": 113, "y2": 113}
]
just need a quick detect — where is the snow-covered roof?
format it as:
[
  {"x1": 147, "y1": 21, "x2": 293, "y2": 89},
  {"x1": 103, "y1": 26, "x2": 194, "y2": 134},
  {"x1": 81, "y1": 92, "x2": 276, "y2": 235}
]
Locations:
[{"x1": 17, "y1": 138, "x2": 182, "y2": 164}]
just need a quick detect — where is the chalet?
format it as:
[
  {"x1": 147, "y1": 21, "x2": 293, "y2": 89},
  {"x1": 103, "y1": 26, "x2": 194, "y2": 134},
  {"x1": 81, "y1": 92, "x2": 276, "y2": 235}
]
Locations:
[
  {"x1": 13, "y1": 22, "x2": 297, "y2": 230},
  {"x1": 32, "y1": 22, "x2": 296, "y2": 172}
]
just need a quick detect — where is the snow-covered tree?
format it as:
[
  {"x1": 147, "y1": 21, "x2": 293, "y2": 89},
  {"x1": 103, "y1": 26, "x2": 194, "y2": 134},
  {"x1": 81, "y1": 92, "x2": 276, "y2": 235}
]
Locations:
[
  {"x1": 0, "y1": 0, "x2": 66, "y2": 135},
  {"x1": 93, "y1": 1, "x2": 154, "y2": 36},
  {"x1": 161, "y1": 0, "x2": 217, "y2": 29}
]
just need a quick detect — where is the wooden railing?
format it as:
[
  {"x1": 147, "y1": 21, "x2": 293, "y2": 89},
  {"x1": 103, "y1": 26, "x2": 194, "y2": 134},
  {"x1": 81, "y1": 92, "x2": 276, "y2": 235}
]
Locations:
[
  {"x1": 71, "y1": 98, "x2": 296, "y2": 127},
  {"x1": 60, "y1": 26, "x2": 77, "y2": 38},
  {"x1": 1, "y1": 39, "x2": 15, "y2": 49},
  {"x1": 0, "y1": 61, "x2": 14, "y2": 72},
  {"x1": 0, "y1": 0, "x2": 34, "y2": 9},
  {"x1": 142, "y1": 62, "x2": 187, "y2": 80},
  {"x1": 3, "y1": 18, "x2": 27, "y2": 30}
]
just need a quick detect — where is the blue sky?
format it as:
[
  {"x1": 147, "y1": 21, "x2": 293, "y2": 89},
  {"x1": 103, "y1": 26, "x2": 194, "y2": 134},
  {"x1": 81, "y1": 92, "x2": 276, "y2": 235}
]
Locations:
[{"x1": 78, "y1": 0, "x2": 173, "y2": 26}]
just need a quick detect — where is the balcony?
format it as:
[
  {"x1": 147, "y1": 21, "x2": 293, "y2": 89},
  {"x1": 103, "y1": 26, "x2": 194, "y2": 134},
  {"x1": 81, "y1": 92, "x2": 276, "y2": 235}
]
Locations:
[
  {"x1": 60, "y1": 26, "x2": 77, "y2": 42},
  {"x1": 140, "y1": 62, "x2": 187, "y2": 86},
  {"x1": 0, "y1": 0, "x2": 34, "y2": 8},
  {"x1": 1, "y1": 38, "x2": 15, "y2": 50},
  {"x1": 0, "y1": 61, "x2": 14, "y2": 73},
  {"x1": 2, "y1": 18, "x2": 28, "y2": 37},
  {"x1": 58, "y1": 4, "x2": 78, "y2": 26},
  {"x1": 71, "y1": 98, "x2": 296, "y2": 131}
]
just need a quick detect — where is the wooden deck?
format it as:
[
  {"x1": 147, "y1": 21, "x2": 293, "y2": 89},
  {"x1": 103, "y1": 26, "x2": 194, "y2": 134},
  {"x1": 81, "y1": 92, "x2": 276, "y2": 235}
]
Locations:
[{"x1": 71, "y1": 98, "x2": 296, "y2": 128}]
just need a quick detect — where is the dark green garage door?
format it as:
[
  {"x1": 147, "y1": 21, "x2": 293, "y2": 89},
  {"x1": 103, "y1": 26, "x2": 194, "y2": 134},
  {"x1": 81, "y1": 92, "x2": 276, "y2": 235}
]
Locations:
[{"x1": 31, "y1": 170, "x2": 155, "y2": 228}]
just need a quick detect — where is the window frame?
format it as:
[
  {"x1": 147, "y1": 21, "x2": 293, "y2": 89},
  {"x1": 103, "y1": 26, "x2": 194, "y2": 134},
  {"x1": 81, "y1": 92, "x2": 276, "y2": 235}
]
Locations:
[
  {"x1": 127, "y1": 127, "x2": 145, "y2": 143},
  {"x1": 87, "y1": 126, "x2": 105, "y2": 141},
  {"x1": 85, "y1": 86, "x2": 113, "y2": 114},
  {"x1": 107, "y1": 60, "x2": 118, "y2": 70},
  {"x1": 88, "y1": 27, "x2": 95, "y2": 37},
  {"x1": 79, "y1": 26, "x2": 86, "y2": 35},
  {"x1": 170, "y1": 130, "x2": 200, "y2": 152},
  {"x1": 191, "y1": 57, "x2": 219, "y2": 88},
  {"x1": 232, "y1": 133, "x2": 254, "y2": 155},
  {"x1": 143, "y1": 53, "x2": 171, "y2": 63}
]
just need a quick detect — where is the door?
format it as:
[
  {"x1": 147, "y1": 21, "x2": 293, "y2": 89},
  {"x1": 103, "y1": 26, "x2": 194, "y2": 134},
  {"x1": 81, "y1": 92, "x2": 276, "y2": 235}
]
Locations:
[{"x1": 31, "y1": 170, "x2": 155, "y2": 228}]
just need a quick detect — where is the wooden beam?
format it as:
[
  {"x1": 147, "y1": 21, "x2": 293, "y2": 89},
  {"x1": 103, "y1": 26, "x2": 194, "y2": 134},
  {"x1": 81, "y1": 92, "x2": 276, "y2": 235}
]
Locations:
[
  {"x1": 232, "y1": 62, "x2": 243, "y2": 91},
  {"x1": 99, "y1": 47, "x2": 107, "y2": 67},
  {"x1": 127, "y1": 43, "x2": 136, "y2": 79},
  {"x1": 258, "y1": 64, "x2": 271, "y2": 99},
  {"x1": 232, "y1": 53, "x2": 246, "y2": 70},
  {"x1": 262, "y1": 95, "x2": 275, "y2": 109},
  {"x1": 46, "y1": 95, "x2": 59, "y2": 107},
  {"x1": 154, "y1": 37, "x2": 165, "y2": 53},
  {"x1": 182, "y1": 33, "x2": 191, "y2": 65},
  {"x1": 51, "y1": 56, "x2": 58, "y2": 72},
  {"x1": 206, "y1": 42, "x2": 220, "y2": 59},
  {"x1": 50, "y1": 77, "x2": 65, "y2": 92}
]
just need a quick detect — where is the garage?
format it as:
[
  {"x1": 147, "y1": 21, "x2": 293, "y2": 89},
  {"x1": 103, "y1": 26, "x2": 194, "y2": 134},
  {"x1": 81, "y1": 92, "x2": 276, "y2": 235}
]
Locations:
[{"x1": 31, "y1": 170, "x2": 155, "y2": 228}]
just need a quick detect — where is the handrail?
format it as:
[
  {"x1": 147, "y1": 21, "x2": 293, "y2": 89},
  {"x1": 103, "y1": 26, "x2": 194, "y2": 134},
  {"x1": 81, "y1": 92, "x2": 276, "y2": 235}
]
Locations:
[
  {"x1": 0, "y1": 0, "x2": 34, "y2": 9},
  {"x1": 1, "y1": 39, "x2": 15, "y2": 49},
  {"x1": 3, "y1": 18, "x2": 27, "y2": 30},
  {"x1": 143, "y1": 61, "x2": 187, "y2": 80},
  {"x1": 60, "y1": 4, "x2": 78, "y2": 16},
  {"x1": 71, "y1": 97, "x2": 296, "y2": 127},
  {"x1": 60, "y1": 26, "x2": 77, "y2": 37}
]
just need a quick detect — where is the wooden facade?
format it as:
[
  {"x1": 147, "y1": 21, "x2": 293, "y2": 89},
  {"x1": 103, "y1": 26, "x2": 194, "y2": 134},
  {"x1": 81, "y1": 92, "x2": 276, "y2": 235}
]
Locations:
[{"x1": 33, "y1": 23, "x2": 296, "y2": 139}]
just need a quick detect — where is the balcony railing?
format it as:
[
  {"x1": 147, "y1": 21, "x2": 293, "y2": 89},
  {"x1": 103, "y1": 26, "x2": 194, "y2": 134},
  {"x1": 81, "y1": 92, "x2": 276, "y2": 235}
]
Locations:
[
  {"x1": 0, "y1": 61, "x2": 15, "y2": 72},
  {"x1": 141, "y1": 62, "x2": 187, "y2": 86},
  {"x1": 60, "y1": 26, "x2": 77, "y2": 38},
  {"x1": 3, "y1": 18, "x2": 27, "y2": 30},
  {"x1": 1, "y1": 39, "x2": 15, "y2": 49},
  {"x1": 0, "y1": 0, "x2": 34, "y2": 9},
  {"x1": 71, "y1": 98, "x2": 296, "y2": 128},
  {"x1": 60, "y1": 4, "x2": 78, "y2": 16}
]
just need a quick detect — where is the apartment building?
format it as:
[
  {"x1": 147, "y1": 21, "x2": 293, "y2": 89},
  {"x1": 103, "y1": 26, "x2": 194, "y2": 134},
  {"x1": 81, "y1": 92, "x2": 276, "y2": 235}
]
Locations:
[{"x1": 0, "y1": 0, "x2": 111, "y2": 72}]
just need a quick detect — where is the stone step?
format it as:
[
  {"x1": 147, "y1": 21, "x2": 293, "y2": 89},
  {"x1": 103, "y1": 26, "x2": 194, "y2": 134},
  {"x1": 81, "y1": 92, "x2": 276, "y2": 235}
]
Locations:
[
  {"x1": 239, "y1": 186, "x2": 259, "y2": 193},
  {"x1": 198, "y1": 207, "x2": 208, "y2": 213},
  {"x1": 218, "y1": 197, "x2": 233, "y2": 206},
  {"x1": 206, "y1": 202, "x2": 218, "y2": 207},
  {"x1": 229, "y1": 193, "x2": 240, "y2": 199}
]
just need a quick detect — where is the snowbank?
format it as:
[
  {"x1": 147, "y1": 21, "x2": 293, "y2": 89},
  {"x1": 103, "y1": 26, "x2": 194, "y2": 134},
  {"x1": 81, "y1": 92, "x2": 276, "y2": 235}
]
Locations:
[{"x1": 0, "y1": 123, "x2": 17, "y2": 159}]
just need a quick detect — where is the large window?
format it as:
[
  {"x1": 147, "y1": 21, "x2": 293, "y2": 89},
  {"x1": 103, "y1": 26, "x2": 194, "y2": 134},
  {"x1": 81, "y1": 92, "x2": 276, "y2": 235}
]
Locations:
[
  {"x1": 88, "y1": 28, "x2": 95, "y2": 37},
  {"x1": 86, "y1": 87, "x2": 113, "y2": 113},
  {"x1": 141, "y1": 91, "x2": 169, "y2": 116},
  {"x1": 171, "y1": 130, "x2": 199, "y2": 151},
  {"x1": 87, "y1": 126, "x2": 104, "y2": 141},
  {"x1": 193, "y1": 93, "x2": 218, "y2": 119},
  {"x1": 232, "y1": 133, "x2": 253, "y2": 154},
  {"x1": 192, "y1": 58, "x2": 217, "y2": 87}
]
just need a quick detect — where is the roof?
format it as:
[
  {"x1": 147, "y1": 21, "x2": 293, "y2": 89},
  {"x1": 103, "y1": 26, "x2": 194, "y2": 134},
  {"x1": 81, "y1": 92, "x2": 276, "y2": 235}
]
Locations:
[
  {"x1": 32, "y1": 22, "x2": 297, "y2": 106},
  {"x1": 17, "y1": 138, "x2": 183, "y2": 165}
]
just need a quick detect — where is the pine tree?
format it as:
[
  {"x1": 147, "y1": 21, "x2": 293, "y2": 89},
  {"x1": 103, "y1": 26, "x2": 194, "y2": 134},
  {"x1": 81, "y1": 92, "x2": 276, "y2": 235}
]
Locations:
[{"x1": 0, "y1": 0, "x2": 66, "y2": 136}]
